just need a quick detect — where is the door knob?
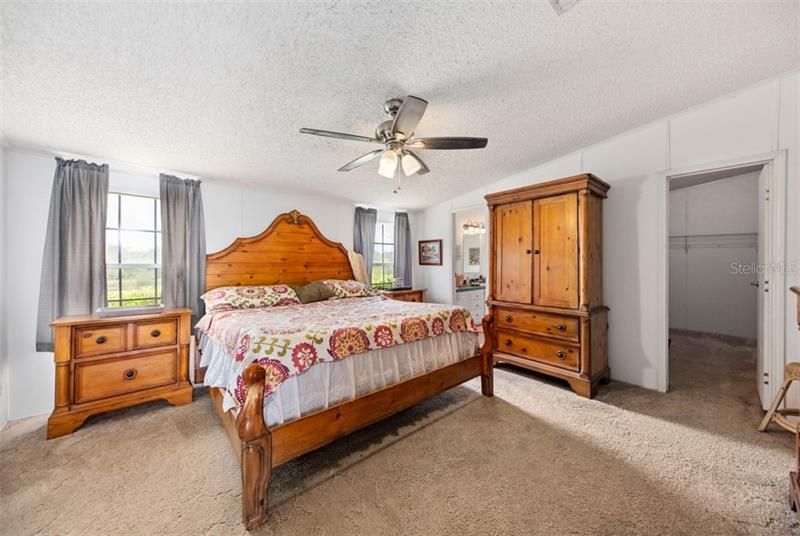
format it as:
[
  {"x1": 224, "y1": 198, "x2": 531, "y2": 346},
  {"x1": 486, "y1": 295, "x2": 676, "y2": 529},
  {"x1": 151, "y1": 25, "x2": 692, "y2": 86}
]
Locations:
[{"x1": 750, "y1": 281, "x2": 760, "y2": 288}]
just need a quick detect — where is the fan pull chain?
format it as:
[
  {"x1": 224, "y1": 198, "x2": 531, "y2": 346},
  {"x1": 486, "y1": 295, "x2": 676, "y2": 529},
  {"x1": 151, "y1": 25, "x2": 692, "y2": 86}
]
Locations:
[{"x1": 393, "y1": 171, "x2": 402, "y2": 194}]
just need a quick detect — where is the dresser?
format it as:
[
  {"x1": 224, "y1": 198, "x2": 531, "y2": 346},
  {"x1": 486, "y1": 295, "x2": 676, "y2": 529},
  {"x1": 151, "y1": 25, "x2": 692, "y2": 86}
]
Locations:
[
  {"x1": 486, "y1": 174, "x2": 610, "y2": 398},
  {"x1": 383, "y1": 288, "x2": 426, "y2": 303},
  {"x1": 47, "y1": 308, "x2": 193, "y2": 438},
  {"x1": 455, "y1": 286, "x2": 486, "y2": 324}
]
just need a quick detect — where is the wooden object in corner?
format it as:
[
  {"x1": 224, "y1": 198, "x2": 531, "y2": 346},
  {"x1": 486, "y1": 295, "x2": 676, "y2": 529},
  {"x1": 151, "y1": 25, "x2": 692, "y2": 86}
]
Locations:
[
  {"x1": 790, "y1": 287, "x2": 800, "y2": 514},
  {"x1": 382, "y1": 288, "x2": 426, "y2": 303},
  {"x1": 47, "y1": 308, "x2": 193, "y2": 439},
  {"x1": 486, "y1": 174, "x2": 610, "y2": 398}
]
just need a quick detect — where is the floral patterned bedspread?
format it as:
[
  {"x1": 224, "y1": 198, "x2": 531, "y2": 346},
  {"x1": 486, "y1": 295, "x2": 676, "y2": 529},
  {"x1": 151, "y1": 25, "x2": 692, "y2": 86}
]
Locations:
[{"x1": 195, "y1": 296, "x2": 480, "y2": 410}]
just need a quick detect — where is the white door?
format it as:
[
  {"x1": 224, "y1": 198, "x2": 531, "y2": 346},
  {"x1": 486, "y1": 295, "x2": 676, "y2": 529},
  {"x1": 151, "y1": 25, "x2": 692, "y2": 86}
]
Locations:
[{"x1": 756, "y1": 163, "x2": 772, "y2": 409}]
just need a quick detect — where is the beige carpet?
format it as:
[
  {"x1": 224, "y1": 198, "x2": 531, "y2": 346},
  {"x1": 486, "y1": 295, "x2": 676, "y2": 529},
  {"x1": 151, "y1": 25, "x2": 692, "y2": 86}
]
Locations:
[{"x1": 2, "y1": 332, "x2": 798, "y2": 535}]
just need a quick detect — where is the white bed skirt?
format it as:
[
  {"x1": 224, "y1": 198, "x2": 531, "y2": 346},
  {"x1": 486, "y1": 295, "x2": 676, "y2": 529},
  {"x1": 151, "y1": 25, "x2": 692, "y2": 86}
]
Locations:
[{"x1": 199, "y1": 331, "x2": 479, "y2": 427}]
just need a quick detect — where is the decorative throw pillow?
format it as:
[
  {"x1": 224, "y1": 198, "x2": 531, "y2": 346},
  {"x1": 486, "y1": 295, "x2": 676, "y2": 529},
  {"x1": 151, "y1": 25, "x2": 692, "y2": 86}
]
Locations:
[
  {"x1": 288, "y1": 281, "x2": 336, "y2": 304},
  {"x1": 320, "y1": 279, "x2": 382, "y2": 299},
  {"x1": 201, "y1": 285, "x2": 301, "y2": 313}
]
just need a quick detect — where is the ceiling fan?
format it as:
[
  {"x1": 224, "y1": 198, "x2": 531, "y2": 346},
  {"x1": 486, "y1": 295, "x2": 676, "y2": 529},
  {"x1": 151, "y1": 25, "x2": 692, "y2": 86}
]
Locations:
[{"x1": 299, "y1": 95, "x2": 488, "y2": 180}]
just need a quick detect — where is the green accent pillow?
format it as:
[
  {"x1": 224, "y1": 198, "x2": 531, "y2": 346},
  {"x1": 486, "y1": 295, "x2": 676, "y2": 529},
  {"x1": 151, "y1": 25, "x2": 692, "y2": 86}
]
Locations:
[{"x1": 289, "y1": 281, "x2": 336, "y2": 304}]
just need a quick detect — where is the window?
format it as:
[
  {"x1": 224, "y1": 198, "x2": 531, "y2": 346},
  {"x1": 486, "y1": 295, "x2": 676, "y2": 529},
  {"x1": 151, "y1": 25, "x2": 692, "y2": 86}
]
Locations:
[
  {"x1": 372, "y1": 220, "x2": 394, "y2": 289},
  {"x1": 105, "y1": 193, "x2": 161, "y2": 307}
]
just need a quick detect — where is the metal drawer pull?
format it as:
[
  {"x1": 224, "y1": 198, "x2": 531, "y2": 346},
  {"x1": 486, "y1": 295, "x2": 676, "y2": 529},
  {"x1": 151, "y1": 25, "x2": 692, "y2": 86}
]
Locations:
[
  {"x1": 96, "y1": 336, "x2": 107, "y2": 344},
  {"x1": 150, "y1": 329, "x2": 161, "y2": 337},
  {"x1": 504, "y1": 339, "x2": 512, "y2": 347},
  {"x1": 556, "y1": 351, "x2": 567, "y2": 360},
  {"x1": 123, "y1": 369, "x2": 138, "y2": 380},
  {"x1": 505, "y1": 316, "x2": 513, "y2": 323},
  {"x1": 556, "y1": 324, "x2": 567, "y2": 332}
]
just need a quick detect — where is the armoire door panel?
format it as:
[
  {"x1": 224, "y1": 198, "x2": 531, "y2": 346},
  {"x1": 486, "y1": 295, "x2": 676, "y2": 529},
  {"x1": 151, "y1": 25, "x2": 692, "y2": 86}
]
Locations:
[
  {"x1": 495, "y1": 201, "x2": 532, "y2": 303},
  {"x1": 533, "y1": 193, "x2": 579, "y2": 308}
]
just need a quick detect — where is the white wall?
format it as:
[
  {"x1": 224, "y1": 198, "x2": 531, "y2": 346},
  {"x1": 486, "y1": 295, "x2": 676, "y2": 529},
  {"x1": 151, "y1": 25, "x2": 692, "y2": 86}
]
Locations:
[
  {"x1": 413, "y1": 71, "x2": 799, "y2": 393},
  {"x1": 3, "y1": 148, "x2": 355, "y2": 420},
  {"x1": 0, "y1": 146, "x2": 8, "y2": 429},
  {"x1": 669, "y1": 171, "x2": 759, "y2": 339}
]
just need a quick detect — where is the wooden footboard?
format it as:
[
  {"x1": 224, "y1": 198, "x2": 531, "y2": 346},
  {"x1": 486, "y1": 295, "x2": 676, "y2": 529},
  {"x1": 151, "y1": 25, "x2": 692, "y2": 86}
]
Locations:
[{"x1": 213, "y1": 313, "x2": 496, "y2": 530}]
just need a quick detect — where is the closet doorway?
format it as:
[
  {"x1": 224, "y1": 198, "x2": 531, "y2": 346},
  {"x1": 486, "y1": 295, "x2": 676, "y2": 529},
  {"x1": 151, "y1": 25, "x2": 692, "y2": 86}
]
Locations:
[{"x1": 664, "y1": 154, "x2": 786, "y2": 410}]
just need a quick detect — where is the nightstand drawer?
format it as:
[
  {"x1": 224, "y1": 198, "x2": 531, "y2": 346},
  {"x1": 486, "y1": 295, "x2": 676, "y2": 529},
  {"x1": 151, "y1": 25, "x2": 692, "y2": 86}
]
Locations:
[
  {"x1": 496, "y1": 330, "x2": 579, "y2": 371},
  {"x1": 74, "y1": 350, "x2": 178, "y2": 404},
  {"x1": 74, "y1": 324, "x2": 127, "y2": 358},
  {"x1": 133, "y1": 319, "x2": 178, "y2": 350},
  {"x1": 383, "y1": 289, "x2": 425, "y2": 303}
]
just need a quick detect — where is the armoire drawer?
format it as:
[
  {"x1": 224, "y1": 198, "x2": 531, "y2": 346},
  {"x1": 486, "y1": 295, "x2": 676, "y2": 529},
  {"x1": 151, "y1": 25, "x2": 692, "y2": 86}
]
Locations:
[
  {"x1": 495, "y1": 308, "x2": 579, "y2": 342},
  {"x1": 496, "y1": 330, "x2": 579, "y2": 371}
]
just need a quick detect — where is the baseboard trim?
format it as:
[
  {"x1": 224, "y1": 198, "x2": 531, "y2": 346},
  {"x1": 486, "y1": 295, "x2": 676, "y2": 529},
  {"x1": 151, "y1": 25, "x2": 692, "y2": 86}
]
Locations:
[{"x1": 669, "y1": 328, "x2": 756, "y2": 347}]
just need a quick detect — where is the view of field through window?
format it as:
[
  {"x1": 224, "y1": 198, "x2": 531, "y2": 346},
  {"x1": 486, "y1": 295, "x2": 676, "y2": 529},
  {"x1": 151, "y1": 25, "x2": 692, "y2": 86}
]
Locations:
[
  {"x1": 372, "y1": 221, "x2": 394, "y2": 289},
  {"x1": 106, "y1": 193, "x2": 162, "y2": 307}
]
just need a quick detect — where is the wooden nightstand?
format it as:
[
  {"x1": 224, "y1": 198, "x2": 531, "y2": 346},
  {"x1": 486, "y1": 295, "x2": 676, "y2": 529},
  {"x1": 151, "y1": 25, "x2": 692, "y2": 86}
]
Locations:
[
  {"x1": 47, "y1": 308, "x2": 193, "y2": 439},
  {"x1": 383, "y1": 288, "x2": 426, "y2": 303}
]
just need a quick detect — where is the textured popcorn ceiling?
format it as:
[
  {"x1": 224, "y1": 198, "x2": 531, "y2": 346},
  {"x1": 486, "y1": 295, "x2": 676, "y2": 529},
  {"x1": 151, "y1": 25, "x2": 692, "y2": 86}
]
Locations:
[{"x1": 2, "y1": 1, "x2": 797, "y2": 209}]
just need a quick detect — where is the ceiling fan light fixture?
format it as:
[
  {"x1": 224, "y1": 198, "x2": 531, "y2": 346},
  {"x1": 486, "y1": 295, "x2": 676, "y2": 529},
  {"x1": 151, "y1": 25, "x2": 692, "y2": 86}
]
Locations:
[
  {"x1": 300, "y1": 95, "x2": 487, "y2": 181},
  {"x1": 378, "y1": 149, "x2": 398, "y2": 178},
  {"x1": 401, "y1": 152, "x2": 422, "y2": 176}
]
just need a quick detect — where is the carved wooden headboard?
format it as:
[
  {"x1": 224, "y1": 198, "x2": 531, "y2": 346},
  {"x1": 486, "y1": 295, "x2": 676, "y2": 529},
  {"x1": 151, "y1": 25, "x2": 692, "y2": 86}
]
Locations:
[{"x1": 205, "y1": 210, "x2": 355, "y2": 291}]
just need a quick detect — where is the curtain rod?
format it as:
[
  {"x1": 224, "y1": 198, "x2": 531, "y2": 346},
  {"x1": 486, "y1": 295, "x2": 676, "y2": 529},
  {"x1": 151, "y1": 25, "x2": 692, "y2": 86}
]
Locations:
[{"x1": 355, "y1": 203, "x2": 410, "y2": 213}]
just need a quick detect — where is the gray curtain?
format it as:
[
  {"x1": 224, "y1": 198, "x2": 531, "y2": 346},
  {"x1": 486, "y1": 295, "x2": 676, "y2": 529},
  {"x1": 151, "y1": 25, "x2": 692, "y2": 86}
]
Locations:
[
  {"x1": 353, "y1": 207, "x2": 377, "y2": 280},
  {"x1": 160, "y1": 174, "x2": 206, "y2": 324},
  {"x1": 394, "y1": 212, "x2": 412, "y2": 287},
  {"x1": 36, "y1": 158, "x2": 109, "y2": 351}
]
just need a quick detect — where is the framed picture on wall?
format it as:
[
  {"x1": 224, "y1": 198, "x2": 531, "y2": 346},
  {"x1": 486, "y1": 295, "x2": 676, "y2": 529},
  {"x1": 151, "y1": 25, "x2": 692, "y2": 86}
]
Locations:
[{"x1": 419, "y1": 239, "x2": 443, "y2": 266}]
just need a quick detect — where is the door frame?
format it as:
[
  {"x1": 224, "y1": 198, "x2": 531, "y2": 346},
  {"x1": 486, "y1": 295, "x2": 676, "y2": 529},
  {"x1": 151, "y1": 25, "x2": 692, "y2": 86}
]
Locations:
[
  {"x1": 657, "y1": 150, "x2": 787, "y2": 399},
  {"x1": 450, "y1": 204, "x2": 490, "y2": 305}
]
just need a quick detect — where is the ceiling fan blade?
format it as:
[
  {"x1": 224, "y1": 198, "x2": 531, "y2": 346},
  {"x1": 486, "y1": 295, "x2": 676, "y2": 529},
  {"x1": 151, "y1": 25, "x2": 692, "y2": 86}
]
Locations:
[
  {"x1": 406, "y1": 137, "x2": 488, "y2": 150},
  {"x1": 300, "y1": 128, "x2": 380, "y2": 144},
  {"x1": 337, "y1": 149, "x2": 385, "y2": 172},
  {"x1": 404, "y1": 150, "x2": 430, "y2": 175},
  {"x1": 390, "y1": 96, "x2": 428, "y2": 139}
]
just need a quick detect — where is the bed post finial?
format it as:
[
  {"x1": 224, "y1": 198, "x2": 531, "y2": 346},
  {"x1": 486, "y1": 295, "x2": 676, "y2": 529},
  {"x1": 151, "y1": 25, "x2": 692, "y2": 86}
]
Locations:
[
  {"x1": 236, "y1": 363, "x2": 272, "y2": 530},
  {"x1": 288, "y1": 210, "x2": 302, "y2": 224},
  {"x1": 480, "y1": 314, "x2": 495, "y2": 397}
]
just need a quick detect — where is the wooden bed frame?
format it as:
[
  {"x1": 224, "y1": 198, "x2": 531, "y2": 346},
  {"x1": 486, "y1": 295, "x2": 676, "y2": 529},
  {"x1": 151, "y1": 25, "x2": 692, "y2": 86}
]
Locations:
[{"x1": 201, "y1": 210, "x2": 495, "y2": 530}]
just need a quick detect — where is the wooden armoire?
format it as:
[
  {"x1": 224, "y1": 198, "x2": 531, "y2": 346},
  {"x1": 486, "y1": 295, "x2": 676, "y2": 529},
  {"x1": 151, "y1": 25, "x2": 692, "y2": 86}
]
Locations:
[{"x1": 485, "y1": 174, "x2": 610, "y2": 398}]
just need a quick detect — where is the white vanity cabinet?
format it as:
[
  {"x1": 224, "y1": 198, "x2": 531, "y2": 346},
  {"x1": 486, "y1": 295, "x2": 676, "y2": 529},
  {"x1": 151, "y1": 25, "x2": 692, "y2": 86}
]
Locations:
[{"x1": 455, "y1": 287, "x2": 486, "y2": 324}]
